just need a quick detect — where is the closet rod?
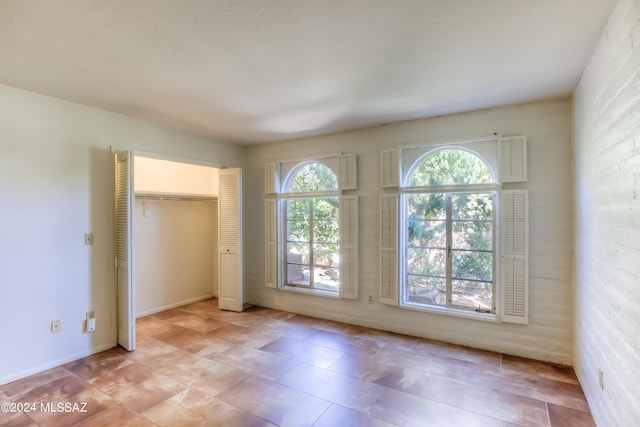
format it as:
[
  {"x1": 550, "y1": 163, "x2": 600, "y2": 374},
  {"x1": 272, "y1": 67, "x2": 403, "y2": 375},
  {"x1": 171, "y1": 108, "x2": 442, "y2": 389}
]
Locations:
[{"x1": 135, "y1": 193, "x2": 216, "y2": 202}]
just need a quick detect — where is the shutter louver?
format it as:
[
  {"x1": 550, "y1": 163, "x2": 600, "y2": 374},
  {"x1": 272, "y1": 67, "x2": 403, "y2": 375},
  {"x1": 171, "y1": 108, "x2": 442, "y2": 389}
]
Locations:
[
  {"x1": 339, "y1": 196, "x2": 359, "y2": 299},
  {"x1": 500, "y1": 136, "x2": 527, "y2": 183},
  {"x1": 265, "y1": 162, "x2": 278, "y2": 194},
  {"x1": 218, "y1": 168, "x2": 243, "y2": 312},
  {"x1": 338, "y1": 154, "x2": 358, "y2": 191},
  {"x1": 500, "y1": 190, "x2": 529, "y2": 324},
  {"x1": 114, "y1": 149, "x2": 135, "y2": 350},
  {"x1": 381, "y1": 149, "x2": 400, "y2": 188},
  {"x1": 380, "y1": 194, "x2": 399, "y2": 305},
  {"x1": 265, "y1": 198, "x2": 278, "y2": 288},
  {"x1": 219, "y1": 171, "x2": 240, "y2": 252},
  {"x1": 115, "y1": 155, "x2": 129, "y2": 262}
]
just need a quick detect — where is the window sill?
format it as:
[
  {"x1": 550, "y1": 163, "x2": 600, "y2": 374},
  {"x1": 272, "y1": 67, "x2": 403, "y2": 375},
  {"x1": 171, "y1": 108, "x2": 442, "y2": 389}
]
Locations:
[
  {"x1": 280, "y1": 285, "x2": 341, "y2": 299},
  {"x1": 400, "y1": 301, "x2": 499, "y2": 323}
]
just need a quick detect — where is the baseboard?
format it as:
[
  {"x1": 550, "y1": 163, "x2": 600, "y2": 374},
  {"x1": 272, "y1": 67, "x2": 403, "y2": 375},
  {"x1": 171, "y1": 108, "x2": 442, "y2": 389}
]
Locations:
[
  {"x1": 135, "y1": 293, "x2": 214, "y2": 318},
  {"x1": 0, "y1": 342, "x2": 116, "y2": 387}
]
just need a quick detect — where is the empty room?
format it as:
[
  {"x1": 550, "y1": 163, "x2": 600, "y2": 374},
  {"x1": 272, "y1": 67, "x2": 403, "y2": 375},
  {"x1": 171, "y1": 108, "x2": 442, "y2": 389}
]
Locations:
[{"x1": 0, "y1": 0, "x2": 638, "y2": 426}]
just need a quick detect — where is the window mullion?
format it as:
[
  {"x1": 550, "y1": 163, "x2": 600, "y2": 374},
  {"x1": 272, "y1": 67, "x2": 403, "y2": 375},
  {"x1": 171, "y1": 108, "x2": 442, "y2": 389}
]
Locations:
[
  {"x1": 307, "y1": 200, "x2": 314, "y2": 286},
  {"x1": 445, "y1": 193, "x2": 453, "y2": 306}
]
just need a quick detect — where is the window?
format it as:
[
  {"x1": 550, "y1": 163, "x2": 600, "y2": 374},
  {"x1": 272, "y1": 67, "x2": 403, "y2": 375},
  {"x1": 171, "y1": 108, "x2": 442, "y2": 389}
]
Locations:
[
  {"x1": 403, "y1": 149, "x2": 497, "y2": 313},
  {"x1": 265, "y1": 155, "x2": 358, "y2": 299},
  {"x1": 380, "y1": 136, "x2": 529, "y2": 323},
  {"x1": 283, "y1": 162, "x2": 340, "y2": 292}
]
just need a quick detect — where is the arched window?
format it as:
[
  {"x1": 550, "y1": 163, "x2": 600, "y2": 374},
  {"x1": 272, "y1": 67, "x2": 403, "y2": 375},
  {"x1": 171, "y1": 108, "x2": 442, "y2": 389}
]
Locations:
[
  {"x1": 285, "y1": 161, "x2": 338, "y2": 192},
  {"x1": 403, "y1": 148, "x2": 496, "y2": 313},
  {"x1": 282, "y1": 162, "x2": 340, "y2": 292},
  {"x1": 407, "y1": 148, "x2": 495, "y2": 187}
]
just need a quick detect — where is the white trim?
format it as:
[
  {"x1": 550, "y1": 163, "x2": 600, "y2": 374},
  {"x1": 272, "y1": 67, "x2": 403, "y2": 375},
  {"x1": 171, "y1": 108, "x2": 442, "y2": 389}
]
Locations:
[
  {"x1": 279, "y1": 191, "x2": 339, "y2": 199},
  {"x1": 401, "y1": 183, "x2": 501, "y2": 193},
  {"x1": 401, "y1": 142, "x2": 499, "y2": 188},
  {"x1": 132, "y1": 149, "x2": 227, "y2": 169},
  {"x1": 400, "y1": 301, "x2": 499, "y2": 323},
  {"x1": 280, "y1": 285, "x2": 341, "y2": 299},
  {"x1": 135, "y1": 294, "x2": 214, "y2": 318},
  {"x1": 0, "y1": 342, "x2": 116, "y2": 387},
  {"x1": 398, "y1": 134, "x2": 501, "y2": 150}
]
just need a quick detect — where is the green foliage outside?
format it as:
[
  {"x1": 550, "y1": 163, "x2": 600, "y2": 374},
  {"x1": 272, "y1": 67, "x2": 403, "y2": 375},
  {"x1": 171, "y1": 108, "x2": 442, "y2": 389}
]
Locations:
[
  {"x1": 406, "y1": 149, "x2": 494, "y2": 310},
  {"x1": 409, "y1": 148, "x2": 493, "y2": 186},
  {"x1": 285, "y1": 162, "x2": 340, "y2": 288}
]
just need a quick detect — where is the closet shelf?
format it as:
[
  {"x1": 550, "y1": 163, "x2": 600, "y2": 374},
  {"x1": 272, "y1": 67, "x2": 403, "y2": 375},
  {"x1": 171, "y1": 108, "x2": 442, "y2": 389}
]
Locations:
[{"x1": 135, "y1": 192, "x2": 216, "y2": 202}]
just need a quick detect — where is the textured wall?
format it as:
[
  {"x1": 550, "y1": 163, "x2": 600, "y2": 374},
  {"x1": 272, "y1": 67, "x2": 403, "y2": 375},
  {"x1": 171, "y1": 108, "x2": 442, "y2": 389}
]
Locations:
[
  {"x1": 244, "y1": 98, "x2": 574, "y2": 364},
  {"x1": 573, "y1": 0, "x2": 640, "y2": 425}
]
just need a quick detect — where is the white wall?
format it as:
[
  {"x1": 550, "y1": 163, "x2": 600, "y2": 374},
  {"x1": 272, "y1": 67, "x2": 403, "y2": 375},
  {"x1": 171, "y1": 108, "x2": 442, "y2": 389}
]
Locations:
[
  {"x1": 0, "y1": 83, "x2": 242, "y2": 385},
  {"x1": 134, "y1": 156, "x2": 219, "y2": 196},
  {"x1": 573, "y1": 0, "x2": 640, "y2": 425},
  {"x1": 135, "y1": 199, "x2": 217, "y2": 317},
  {"x1": 245, "y1": 98, "x2": 574, "y2": 364}
]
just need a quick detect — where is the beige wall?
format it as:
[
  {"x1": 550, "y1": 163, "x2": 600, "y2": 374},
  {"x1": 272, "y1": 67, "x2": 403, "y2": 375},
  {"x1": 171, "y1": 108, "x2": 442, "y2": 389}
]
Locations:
[
  {"x1": 0, "y1": 83, "x2": 242, "y2": 385},
  {"x1": 134, "y1": 157, "x2": 220, "y2": 316},
  {"x1": 573, "y1": 0, "x2": 640, "y2": 425},
  {"x1": 134, "y1": 156, "x2": 219, "y2": 196},
  {"x1": 244, "y1": 98, "x2": 574, "y2": 364},
  {"x1": 135, "y1": 199, "x2": 217, "y2": 317}
]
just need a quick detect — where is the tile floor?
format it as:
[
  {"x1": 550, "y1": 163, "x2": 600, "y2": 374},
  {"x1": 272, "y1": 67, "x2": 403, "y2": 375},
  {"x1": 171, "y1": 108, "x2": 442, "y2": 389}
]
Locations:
[{"x1": 0, "y1": 298, "x2": 596, "y2": 426}]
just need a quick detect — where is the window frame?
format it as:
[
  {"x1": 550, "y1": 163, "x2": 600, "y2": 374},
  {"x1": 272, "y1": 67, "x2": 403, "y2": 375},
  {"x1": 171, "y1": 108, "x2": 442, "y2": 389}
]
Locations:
[
  {"x1": 400, "y1": 188, "x2": 498, "y2": 315},
  {"x1": 398, "y1": 145, "x2": 501, "y2": 320},
  {"x1": 280, "y1": 161, "x2": 341, "y2": 296},
  {"x1": 265, "y1": 155, "x2": 358, "y2": 300}
]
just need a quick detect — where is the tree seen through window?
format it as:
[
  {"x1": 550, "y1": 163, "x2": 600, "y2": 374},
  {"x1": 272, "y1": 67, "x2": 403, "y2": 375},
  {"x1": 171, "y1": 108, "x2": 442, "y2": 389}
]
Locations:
[
  {"x1": 284, "y1": 162, "x2": 340, "y2": 292},
  {"x1": 405, "y1": 149, "x2": 495, "y2": 312}
]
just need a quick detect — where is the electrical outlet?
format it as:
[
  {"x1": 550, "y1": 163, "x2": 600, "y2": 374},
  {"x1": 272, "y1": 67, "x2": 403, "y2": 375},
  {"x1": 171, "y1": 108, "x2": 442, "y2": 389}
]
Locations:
[
  {"x1": 51, "y1": 319, "x2": 61, "y2": 333},
  {"x1": 598, "y1": 369, "x2": 604, "y2": 390},
  {"x1": 84, "y1": 233, "x2": 94, "y2": 245},
  {"x1": 368, "y1": 295, "x2": 374, "y2": 304},
  {"x1": 86, "y1": 311, "x2": 96, "y2": 332}
]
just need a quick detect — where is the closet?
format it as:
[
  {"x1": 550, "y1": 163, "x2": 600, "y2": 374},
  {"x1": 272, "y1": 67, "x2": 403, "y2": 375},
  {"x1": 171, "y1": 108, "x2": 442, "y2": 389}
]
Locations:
[{"x1": 133, "y1": 156, "x2": 219, "y2": 317}]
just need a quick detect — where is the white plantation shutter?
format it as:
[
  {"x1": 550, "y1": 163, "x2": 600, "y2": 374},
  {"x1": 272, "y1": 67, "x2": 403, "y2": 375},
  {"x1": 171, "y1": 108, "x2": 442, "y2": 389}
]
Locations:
[
  {"x1": 339, "y1": 196, "x2": 359, "y2": 299},
  {"x1": 380, "y1": 194, "x2": 399, "y2": 305},
  {"x1": 500, "y1": 190, "x2": 529, "y2": 324},
  {"x1": 265, "y1": 162, "x2": 279, "y2": 289},
  {"x1": 265, "y1": 198, "x2": 278, "y2": 288},
  {"x1": 338, "y1": 154, "x2": 358, "y2": 191},
  {"x1": 381, "y1": 149, "x2": 399, "y2": 188},
  {"x1": 265, "y1": 162, "x2": 278, "y2": 194},
  {"x1": 500, "y1": 136, "x2": 527, "y2": 183}
]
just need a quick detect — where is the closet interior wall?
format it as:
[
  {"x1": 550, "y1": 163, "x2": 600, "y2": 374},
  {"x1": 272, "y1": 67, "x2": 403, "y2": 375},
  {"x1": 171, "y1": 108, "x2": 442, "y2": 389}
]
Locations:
[{"x1": 134, "y1": 156, "x2": 219, "y2": 317}]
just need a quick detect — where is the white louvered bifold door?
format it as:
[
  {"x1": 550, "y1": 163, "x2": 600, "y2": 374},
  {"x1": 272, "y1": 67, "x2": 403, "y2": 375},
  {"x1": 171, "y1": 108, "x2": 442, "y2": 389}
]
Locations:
[
  {"x1": 114, "y1": 149, "x2": 135, "y2": 351},
  {"x1": 380, "y1": 194, "x2": 399, "y2": 305},
  {"x1": 381, "y1": 149, "x2": 399, "y2": 188},
  {"x1": 500, "y1": 190, "x2": 529, "y2": 324},
  {"x1": 339, "y1": 196, "x2": 359, "y2": 299},
  {"x1": 218, "y1": 168, "x2": 243, "y2": 312},
  {"x1": 265, "y1": 198, "x2": 278, "y2": 288},
  {"x1": 500, "y1": 136, "x2": 528, "y2": 183},
  {"x1": 338, "y1": 154, "x2": 358, "y2": 191}
]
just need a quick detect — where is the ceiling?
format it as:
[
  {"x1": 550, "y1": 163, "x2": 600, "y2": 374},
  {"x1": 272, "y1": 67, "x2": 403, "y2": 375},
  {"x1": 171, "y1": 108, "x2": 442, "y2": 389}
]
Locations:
[{"x1": 0, "y1": 0, "x2": 617, "y2": 144}]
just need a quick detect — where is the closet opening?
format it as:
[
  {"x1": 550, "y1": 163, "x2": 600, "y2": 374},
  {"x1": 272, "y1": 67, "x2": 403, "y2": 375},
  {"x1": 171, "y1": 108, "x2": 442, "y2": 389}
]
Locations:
[
  {"x1": 134, "y1": 156, "x2": 220, "y2": 318},
  {"x1": 114, "y1": 148, "x2": 243, "y2": 351}
]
